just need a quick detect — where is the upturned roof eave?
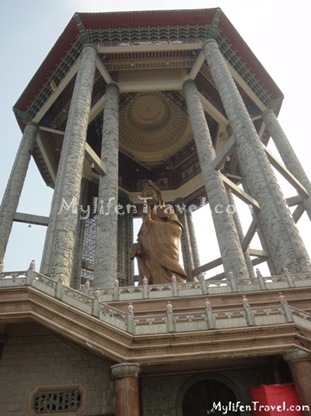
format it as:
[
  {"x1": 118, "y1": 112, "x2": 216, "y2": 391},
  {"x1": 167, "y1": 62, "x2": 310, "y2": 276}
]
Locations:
[{"x1": 13, "y1": 8, "x2": 284, "y2": 123}]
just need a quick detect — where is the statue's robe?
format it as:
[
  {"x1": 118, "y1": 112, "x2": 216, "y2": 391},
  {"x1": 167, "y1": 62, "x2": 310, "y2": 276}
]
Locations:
[{"x1": 134, "y1": 207, "x2": 187, "y2": 284}]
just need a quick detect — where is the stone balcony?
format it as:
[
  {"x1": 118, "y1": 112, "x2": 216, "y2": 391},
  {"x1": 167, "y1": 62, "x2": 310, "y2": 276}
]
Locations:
[
  {"x1": 1, "y1": 267, "x2": 311, "y2": 369},
  {"x1": 1, "y1": 268, "x2": 311, "y2": 336}
]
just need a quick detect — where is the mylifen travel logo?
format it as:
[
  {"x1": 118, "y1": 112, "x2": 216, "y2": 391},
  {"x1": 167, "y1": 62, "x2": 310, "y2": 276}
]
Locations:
[
  {"x1": 208, "y1": 401, "x2": 310, "y2": 414},
  {"x1": 57, "y1": 196, "x2": 244, "y2": 220}
]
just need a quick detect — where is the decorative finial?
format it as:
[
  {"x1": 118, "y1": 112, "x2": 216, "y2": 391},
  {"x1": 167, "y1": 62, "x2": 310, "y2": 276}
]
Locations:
[
  {"x1": 29, "y1": 260, "x2": 36, "y2": 270},
  {"x1": 279, "y1": 292, "x2": 287, "y2": 304},
  {"x1": 242, "y1": 295, "x2": 249, "y2": 307},
  {"x1": 256, "y1": 268, "x2": 262, "y2": 277},
  {"x1": 166, "y1": 301, "x2": 173, "y2": 313},
  {"x1": 85, "y1": 280, "x2": 90, "y2": 289}
]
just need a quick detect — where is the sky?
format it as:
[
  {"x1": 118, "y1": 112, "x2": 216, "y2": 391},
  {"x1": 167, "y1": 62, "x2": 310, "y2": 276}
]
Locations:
[{"x1": 0, "y1": 0, "x2": 311, "y2": 276}]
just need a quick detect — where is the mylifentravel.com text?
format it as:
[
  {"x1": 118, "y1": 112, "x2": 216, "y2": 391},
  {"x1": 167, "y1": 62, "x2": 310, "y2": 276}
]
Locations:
[
  {"x1": 57, "y1": 196, "x2": 251, "y2": 220},
  {"x1": 208, "y1": 401, "x2": 310, "y2": 414}
]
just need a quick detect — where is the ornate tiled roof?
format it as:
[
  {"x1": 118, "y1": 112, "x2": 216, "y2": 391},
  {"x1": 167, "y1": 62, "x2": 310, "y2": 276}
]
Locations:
[{"x1": 13, "y1": 8, "x2": 283, "y2": 197}]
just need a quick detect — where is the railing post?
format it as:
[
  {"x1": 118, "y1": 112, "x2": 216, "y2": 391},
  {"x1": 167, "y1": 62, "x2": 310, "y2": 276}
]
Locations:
[
  {"x1": 92, "y1": 288, "x2": 101, "y2": 317},
  {"x1": 171, "y1": 275, "x2": 178, "y2": 296},
  {"x1": 279, "y1": 292, "x2": 293, "y2": 322},
  {"x1": 126, "y1": 303, "x2": 135, "y2": 334},
  {"x1": 26, "y1": 268, "x2": 34, "y2": 285},
  {"x1": 142, "y1": 276, "x2": 149, "y2": 299},
  {"x1": 166, "y1": 301, "x2": 175, "y2": 332},
  {"x1": 242, "y1": 295, "x2": 255, "y2": 326},
  {"x1": 92, "y1": 297, "x2": 100, "y2": 317},
  {"x1": 113, "y1": 278, "x2": 120, "y2": 301},
  {"x1": 205, "y1": 299, "x2": 215, "y2": 329},
  {"x1": 228, "y1": 271, "x2": 237, "y2": 292},
  {"x1": 256, "y1": 268, "x2": 266, "y2": 290},
  {"x1": 200, "y1": 276, "x2": 208, "y2": 295},
  {"x1": 283, "y1": 267, "x2": 295, "y2": 288},
  {"x1": 56, "y1": 277, "x2": 64, "y2": 300}
]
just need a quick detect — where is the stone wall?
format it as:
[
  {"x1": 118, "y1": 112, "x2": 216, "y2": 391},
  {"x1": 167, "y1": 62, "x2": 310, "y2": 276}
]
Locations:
[
  {"x1": 140, "y1": 366, "x2": 276, "y2": 416},
  {"x1": 0, "y1": 323, "x2": 115, "y2": 416}
]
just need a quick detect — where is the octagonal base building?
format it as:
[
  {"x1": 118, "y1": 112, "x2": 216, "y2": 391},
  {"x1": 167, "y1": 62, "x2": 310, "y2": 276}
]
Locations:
[{"x1": 1, "y1": 8, "x2": 311, "y2": 416}]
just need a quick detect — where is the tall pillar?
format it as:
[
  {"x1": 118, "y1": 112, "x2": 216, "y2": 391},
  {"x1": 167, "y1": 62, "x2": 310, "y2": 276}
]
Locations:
[
  {"x1": 117, "y1": 207, "x2": 133, "y2": 286},
  {"x1": 177, "y1": 206, "x2": 194, "y2": 279},
  {"x1": 183, "y1": 79, "x2": 249, "y2": 279},
  {"x1": 0, "y1": 122, "x2": 38, "y2": 263},
  {"x1": 71, "y1": 178, "x2": 89, "y2": 289},
  {"x1": 111, "y1": 363, "x2": 141, "y2": 416},
  {"x1": 40, "y1": 44, "x2": 97, "y2": 284},
  {"x1": 94, "y1": 82, "x2": 119, "y2": 288},
  {"x1": 186, "y1": 210, "x2": 201, "y2": 271},
  {"x1": 203, "y1": 39, "x2": 311, "y2": 275},
  {"x1": 284, "y1": 349, "x2": 311, "y2": 415},
  {"x1": 226, "y1": 190, "x2": 255, "y2": 278},
  {"x1": 263, "y1": 109, "x2": 311, "y2": 220}
]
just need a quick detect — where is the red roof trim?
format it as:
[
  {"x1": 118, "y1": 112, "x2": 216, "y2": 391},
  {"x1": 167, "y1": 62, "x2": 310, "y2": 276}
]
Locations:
[
  {"x1": 218, "y1": 13, "x2": 282, "y2": 99},
  {"x1": 14, "y1": 8, "x2": 283, "y2": 115},
  {"x1": 15, "y1": 17, "x2": 79, "y2": 111},
  {"x1": 78, "y1": 8, "x2": 218, "y2": 29}
]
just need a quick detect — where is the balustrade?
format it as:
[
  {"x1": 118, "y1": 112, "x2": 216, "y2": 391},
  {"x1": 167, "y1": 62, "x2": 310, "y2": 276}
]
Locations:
[{"x1": 1, "y1": 267, "x2": 311, "y2": 336}]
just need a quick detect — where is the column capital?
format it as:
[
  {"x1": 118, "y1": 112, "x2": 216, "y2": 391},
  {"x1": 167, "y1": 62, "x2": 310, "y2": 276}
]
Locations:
[
  {"x1": 182, "y1": 78, "x2": 196, "y2": 89},
  {"x1": 106, "y1": 81, "x2": 120, "y2": 92},
  {"x1": 202, "y1": 38, "x2": 218, "y2": 49},
  {"x1": 262, "y1": 109, "x2": 275, "y2": 118},
  {"x1": 82, "y1": 43, "x2": 97, "y2": 52},
  {"x1": 25, "y1": 121, "x2": 38, "y2": 129},
  {"x1": 111, "y1": 362, "x2": 141, "y2": 379},
  {"x1": 284, "y1": 348, "x2": 311, "y2": 363}
]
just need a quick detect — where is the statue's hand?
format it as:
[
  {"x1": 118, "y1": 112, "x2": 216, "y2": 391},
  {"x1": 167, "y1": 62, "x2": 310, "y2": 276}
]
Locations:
[{"x1": 130, "y1": 243, "x2": 141, "y2": 259}]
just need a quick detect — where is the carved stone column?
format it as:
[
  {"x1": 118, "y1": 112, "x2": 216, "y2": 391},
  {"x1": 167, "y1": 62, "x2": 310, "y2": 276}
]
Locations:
[
  {"x1": 40, "y1": 44, "x2": 97, "y2": 284},
  {"x1": 186, "y1": 210, "x2": 201, "y2": 271},
  {"x1": 71, "y1": 178, "x2": 89, "y2": 289},
  {"x1": 117, "y1": 196, "x2": 134, "y2": 286},
  {"x1": 0, "y1": 122, "x2": 38, "y2": 263},
  {"x1": 203, "y1": 39, "x2": 311, "y2": 275},
  {"x1": 111, "y1": 363, "x2": 141, "y2": 416},
  {"x1": 177, "y1": 207, "x2": 194, "y2": 280},
  {"x1": 183, "y1": 79, "x2": 249, "y2": 279},
  {"x1": 284, "y1": 349, "x2": 311, "y2": 415},
  {"x1": 263, "y1": 109, "x2": 311, "y2": 221},
  {"x1": 94, "y1": 82, "x2": 119, "y2": 288},
  {"x1": 226, "y1": 190, "x2": 255, "y2": 278}
]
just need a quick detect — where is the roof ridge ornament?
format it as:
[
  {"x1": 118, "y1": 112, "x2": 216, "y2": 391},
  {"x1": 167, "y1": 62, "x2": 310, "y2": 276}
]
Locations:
[
  {"x1": 74, "y1": 13, "x2": 90, "y2": 43},
  {"x1": 208, "y1": 7, "x2": 222, "y2": 39}
]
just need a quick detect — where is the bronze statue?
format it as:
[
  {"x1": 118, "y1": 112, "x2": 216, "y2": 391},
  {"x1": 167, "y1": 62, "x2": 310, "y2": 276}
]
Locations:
[{"x1": 131, "y1": 180, "x2": 187, "y2": 284}]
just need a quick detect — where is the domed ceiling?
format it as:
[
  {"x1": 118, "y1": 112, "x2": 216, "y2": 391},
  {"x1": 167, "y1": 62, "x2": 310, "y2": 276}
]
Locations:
[{"x1": 119, "y1": 91, "x2": 191, "y2": 165}]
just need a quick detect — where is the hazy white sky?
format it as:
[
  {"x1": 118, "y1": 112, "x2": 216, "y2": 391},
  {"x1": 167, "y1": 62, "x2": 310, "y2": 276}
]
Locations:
[{"x1": 1, "y1": 0, "x2": 311, "y2": 274}]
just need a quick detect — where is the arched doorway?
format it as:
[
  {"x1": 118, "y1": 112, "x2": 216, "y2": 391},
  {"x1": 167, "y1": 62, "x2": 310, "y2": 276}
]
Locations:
[{"x1": 182, "y1": 378, "x2": 240, "y2": 416}]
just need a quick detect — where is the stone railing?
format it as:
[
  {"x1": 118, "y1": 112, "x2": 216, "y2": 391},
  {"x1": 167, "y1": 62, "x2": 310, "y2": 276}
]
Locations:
[
  {"x1": 81, "y1": 269, "x2": 311, "y2": 302},
  {"x1": 1, "y1": 268, "x2": 311, "y2": 302},
  {"x1": 109, "y1": 297, "x2": 311, "y2": 335},
  {"x1": 1, "y1": 268, "x2": 311, "y2": 335}
]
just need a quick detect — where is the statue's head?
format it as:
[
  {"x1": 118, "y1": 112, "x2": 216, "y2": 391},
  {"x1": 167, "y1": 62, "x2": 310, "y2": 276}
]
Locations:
[{"x1": 141, "y1": 180, "x2": 163, "y2": 207}]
